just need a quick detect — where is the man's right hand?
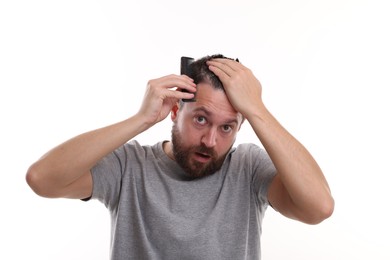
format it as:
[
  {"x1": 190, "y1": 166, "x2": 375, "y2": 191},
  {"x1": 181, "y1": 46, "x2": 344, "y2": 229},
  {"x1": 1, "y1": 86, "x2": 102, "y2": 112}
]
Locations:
[{"x1": 137, "y1": 74, "x2": 196, "y2": 126}]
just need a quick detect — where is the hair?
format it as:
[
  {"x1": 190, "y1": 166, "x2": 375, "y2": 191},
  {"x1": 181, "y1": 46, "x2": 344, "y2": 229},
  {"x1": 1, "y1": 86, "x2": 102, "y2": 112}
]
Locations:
[
  {"x1": 188, "y1": 54, "x2": 236, "y2": 91},
  {"x1": 178, "y1": 54, "x2": 246, "y2": 123},
  {"x1": 179, "y1": 54, "x2": 237, "y2": 108}
]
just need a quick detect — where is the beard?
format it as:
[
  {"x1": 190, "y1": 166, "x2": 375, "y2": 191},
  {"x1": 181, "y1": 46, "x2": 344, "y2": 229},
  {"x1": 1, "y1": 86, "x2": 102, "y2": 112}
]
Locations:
[{"x1": 171, "y1": 123, "x2": 228, "y2": 179}]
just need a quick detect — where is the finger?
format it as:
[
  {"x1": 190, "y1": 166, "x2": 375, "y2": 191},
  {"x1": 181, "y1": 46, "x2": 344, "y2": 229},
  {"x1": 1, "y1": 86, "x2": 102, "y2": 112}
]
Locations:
[
  {"x1": 154, "y1": 74, "x2": 196, "y2": 91},
  {"x1": 207, "y1": 58, "x2": 243, "y2": 76},
  {"x1": 207, "y1": 64, "x2": 230, "y2": 82},
  {"x1": 160, "y1": 74, "x2": 195, "y2": 86},
  {"x1": 163, "y1": 88, "x2": 195, "y2": 100},
  {"x1": 213, "y1": 58, "x2": 243, "y2": 68},
  {"x1": 206, "y1": 60, "x2": 235, "y2": 77}
]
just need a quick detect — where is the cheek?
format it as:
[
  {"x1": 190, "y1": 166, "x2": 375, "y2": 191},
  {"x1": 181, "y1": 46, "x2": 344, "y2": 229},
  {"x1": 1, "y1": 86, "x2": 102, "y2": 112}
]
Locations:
[
  {"x1": 217, "y1": 141, "x2": 232, "y2": 153},
  {"x1": 179, "y1": 117, "x2": 201, "y2": 136},
  {"x1": 177, "y1": 122, "x2": 201, "y2": 145},
  {"x1": 186, "y1": 130, "x2": 202, "y2": 145},
  {"x1": 217, "y1": 134, "x2": 237, "y2": 152}
]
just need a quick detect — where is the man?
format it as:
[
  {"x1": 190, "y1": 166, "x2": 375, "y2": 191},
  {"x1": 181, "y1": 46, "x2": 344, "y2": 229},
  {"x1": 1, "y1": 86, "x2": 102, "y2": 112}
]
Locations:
[{"x1": 26, "y1": 54, "x2": 334, "y2": 259}]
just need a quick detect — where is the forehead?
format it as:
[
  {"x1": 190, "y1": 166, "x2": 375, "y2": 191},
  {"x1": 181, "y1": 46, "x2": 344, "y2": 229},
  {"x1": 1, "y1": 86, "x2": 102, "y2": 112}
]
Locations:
[{"x1": 182, "y1": 82, "x2": 242, "y2": 123}]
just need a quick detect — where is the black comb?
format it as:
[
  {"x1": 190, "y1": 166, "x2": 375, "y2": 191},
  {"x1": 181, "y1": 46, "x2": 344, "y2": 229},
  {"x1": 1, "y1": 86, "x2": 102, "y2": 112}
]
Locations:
[{"x1": 180, "y1": 56, "x2": 196, "y2": 102}]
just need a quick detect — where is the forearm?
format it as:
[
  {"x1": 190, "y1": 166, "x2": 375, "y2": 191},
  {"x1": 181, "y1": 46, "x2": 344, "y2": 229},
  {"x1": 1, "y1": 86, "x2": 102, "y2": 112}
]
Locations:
[
  {"x1": 247, "y1": 104, "x2": 334, "y2": 221},
  {"x1": 27, "y1": 114, "x2": 150, "y2": 196},
  {"x1": 206, "y1": 58, "x2": 333, "y2": 222}
]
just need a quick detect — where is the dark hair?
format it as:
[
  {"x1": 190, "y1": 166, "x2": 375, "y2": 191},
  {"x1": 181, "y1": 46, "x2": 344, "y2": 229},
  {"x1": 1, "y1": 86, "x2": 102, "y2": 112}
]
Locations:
[
  {"x1": 189, "y1": 54, "x2": 236, "y2": 91},
  {"x1": 179, "y1": 54, "x2": 237, "y2": 108}
]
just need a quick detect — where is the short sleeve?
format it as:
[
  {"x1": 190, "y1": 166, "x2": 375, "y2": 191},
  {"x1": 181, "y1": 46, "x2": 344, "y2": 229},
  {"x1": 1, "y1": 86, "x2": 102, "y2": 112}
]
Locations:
[
  {"x1": 248, "y1": 145, "x2": 277, "y2": 206},
  {"x1": 89, "y1": 146, "x2": 127, "y2": 211}
]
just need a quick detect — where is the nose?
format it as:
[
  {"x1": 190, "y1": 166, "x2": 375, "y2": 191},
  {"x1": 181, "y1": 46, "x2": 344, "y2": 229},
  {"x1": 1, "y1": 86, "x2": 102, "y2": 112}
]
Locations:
[{"x1": 201, "y1": 127, "x2": 217, "y2": 148}]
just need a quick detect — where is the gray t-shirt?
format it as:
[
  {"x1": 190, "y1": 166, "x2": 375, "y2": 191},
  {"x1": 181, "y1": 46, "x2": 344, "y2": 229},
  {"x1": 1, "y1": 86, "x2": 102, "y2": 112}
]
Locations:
[{"x1": 90, "y1": 140, "x2": 276, "y2": 260}]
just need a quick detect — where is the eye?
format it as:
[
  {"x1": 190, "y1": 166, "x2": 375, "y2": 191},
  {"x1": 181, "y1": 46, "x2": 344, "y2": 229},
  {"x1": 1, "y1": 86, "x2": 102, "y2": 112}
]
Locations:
[
  {"x1": 221, "y1": 125, "x2": 233, "y2": 133},
  {"x1": 194, "y1": 116, "x2": 207, "y2": 126}
]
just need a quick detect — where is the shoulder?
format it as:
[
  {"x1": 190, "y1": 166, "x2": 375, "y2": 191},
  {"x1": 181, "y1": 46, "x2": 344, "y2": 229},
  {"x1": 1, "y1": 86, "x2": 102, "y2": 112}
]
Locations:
[
  {"x1": 229, "y1": 143, "x2": 275, "y2": 174},
  {"x1": 225, "y1": 143, "x2": 269, "y2": 170},
  {"x1": 117, "y1": 140, "x2": 162, "y2": 158},
  {"x1": 232, "y1": 143, "x2": 268, "y2": 158}
]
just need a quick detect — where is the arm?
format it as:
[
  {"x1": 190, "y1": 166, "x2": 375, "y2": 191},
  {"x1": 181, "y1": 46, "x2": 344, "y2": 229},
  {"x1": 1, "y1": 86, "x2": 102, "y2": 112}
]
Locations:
[
  {"x1": 207, "y1": 59, "x2": 334, "y2": 224},
  {"x1": 26, "y1": 75, "x2": 196, "y2": 199}
]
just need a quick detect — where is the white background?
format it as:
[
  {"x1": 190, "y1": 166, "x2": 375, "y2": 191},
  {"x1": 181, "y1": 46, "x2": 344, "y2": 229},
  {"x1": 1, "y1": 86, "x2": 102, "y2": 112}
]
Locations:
[{"x1": 1, "y1": 0, "x2": 389, "y2": 259}]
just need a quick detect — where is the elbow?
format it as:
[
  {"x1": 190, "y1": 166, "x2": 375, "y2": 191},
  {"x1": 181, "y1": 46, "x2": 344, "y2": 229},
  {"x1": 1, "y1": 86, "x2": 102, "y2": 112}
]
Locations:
[
  {"x1": 304, "y1": 196, "x2": 335, "y2": 225},
  {"x1": 26, "y1": 164, "x2": 54, "y2": 198}
]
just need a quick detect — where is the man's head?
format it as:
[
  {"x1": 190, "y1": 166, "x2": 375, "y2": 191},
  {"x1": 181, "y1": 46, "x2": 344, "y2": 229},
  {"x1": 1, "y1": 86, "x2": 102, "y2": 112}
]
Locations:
[{"x1": 170, "y1": 54, "x2": 244, "y2": 179}]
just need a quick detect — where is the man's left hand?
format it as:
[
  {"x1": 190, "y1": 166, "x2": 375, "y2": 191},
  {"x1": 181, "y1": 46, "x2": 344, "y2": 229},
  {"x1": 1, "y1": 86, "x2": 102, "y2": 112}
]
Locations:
[{"x1": 207, "y1": 58, "x2": 264, "y2": 118}]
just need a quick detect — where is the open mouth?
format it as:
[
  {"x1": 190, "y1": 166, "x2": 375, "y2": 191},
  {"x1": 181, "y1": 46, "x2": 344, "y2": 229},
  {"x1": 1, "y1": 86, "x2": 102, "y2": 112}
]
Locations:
[
  {"x1": 194, "y1": 152, "x2": 212, "y2": 162},
  {"x1": 197, "y1": 152, "x2": 210, "y2": 158}
]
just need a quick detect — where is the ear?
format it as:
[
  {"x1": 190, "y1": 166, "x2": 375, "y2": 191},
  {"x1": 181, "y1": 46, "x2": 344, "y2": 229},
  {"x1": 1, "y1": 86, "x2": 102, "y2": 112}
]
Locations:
[{"x1": 170, "y1": 102, "x2": 180, "y2": 121}]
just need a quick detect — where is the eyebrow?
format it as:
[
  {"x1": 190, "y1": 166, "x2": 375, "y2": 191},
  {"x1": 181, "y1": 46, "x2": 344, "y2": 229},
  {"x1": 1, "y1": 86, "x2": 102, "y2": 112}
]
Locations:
[
  {"x1": 193, "y1": 106, "x2": 212, "y2": 116},
  {"x1": 192, "y1": 106, "x2": 239, "y2": 125}
]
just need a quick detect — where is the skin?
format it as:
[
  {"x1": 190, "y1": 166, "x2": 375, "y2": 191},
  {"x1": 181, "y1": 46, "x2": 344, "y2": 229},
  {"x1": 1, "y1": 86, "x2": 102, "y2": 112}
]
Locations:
[
  {"x1": 165, "y1": 82, "x2": 243, "y2": 178},
  {"x1": 26, "y1": 59, "x2": 334, "y2": 225},
  {"x1": 207, "y1": 59, "x2": 334, "y2": 224}
]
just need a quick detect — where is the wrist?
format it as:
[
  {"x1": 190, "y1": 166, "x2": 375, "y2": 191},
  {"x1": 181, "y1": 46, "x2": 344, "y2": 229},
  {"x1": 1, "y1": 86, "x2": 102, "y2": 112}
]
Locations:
[
  {"x1": 242, "y1": 101, "x2": 268, "y2": 122},
  {"x1": 129, "y1": 113, "x2": 155, "y2": 134}
]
